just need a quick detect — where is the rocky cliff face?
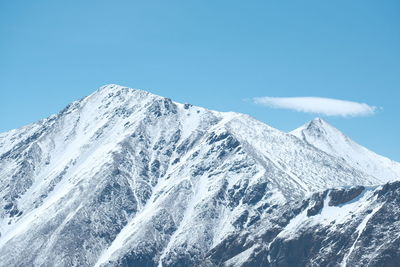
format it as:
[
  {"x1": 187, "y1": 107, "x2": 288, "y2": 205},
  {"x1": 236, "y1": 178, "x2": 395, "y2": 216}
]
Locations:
[{"x1": 0, "y1": 85, "x2": 398, "y2": 267}]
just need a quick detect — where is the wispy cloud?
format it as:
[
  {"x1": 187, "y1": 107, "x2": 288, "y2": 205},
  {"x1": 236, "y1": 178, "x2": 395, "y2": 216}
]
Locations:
[{"x1": 253, "y1": 96, "x2": 377, "y2": 117}]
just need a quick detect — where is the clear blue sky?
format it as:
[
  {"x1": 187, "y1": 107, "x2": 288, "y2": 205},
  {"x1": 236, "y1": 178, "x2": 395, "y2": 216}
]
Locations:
[{"x1": 1, "y1": 0, "x2": 399, "y2": 160}]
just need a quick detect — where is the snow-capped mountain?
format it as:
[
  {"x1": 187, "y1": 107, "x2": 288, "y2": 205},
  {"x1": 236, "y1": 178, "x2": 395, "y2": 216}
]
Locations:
[
  {"x1": 291, "y1": 118, "x2": 400, "y2": 182},
  {"x1": 0, "y1": 84, "x2": 398, "y2": 266}
]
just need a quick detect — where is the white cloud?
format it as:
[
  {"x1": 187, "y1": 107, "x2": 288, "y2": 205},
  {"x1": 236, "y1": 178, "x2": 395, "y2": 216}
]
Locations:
[{"x1": 253, "y1": 96, "x2": 377, "y2": 117}]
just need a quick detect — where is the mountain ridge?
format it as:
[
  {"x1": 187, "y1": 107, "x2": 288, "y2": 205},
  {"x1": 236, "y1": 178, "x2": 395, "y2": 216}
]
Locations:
[{"x1": 0, "y1": 84, "x2": 398, "y2": 267}]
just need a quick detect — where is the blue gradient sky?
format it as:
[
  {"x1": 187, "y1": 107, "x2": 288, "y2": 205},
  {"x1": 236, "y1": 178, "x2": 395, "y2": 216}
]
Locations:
[{"x1": 1, "y1": 1, "x2": 399, "y2": 160}]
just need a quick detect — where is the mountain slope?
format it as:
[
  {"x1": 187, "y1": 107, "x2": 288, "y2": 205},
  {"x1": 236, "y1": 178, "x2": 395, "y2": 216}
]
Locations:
[
  {"x1": 208, "y1": 181, "x2": 400, "y2": 267},
  {"x1": 0, "y1": 85, "x2": 397, "y2": 266},
  {"x1": 291, "y1": 118, "x2": 400, "y2": 182}
]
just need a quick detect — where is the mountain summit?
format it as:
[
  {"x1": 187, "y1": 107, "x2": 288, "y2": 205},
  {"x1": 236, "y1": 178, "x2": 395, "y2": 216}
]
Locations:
[
  {"x1": 0, "y1": 85, "x2": 398, "y2": 266},
  {"x1": 291, "y1": 117, "x2": 400, "y2": 182}
]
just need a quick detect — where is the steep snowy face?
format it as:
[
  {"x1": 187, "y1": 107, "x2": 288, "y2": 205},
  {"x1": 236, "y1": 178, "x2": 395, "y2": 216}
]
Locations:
[
  {"x1": 0, "y1": 85, "x2": 393, "y2": 267},
  {"x1": 291, "y1": 118, "x2": 400, "y2": 182}
]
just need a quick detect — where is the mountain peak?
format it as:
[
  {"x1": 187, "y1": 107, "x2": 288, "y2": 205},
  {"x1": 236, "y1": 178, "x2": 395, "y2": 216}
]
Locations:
[
  {"x1": 309, "y1": 117, "x2": 325, "y2": 125},
  {"x1": 98, "y1": 83, "x2": 135, "y2": 92},
  {"x1": 311, "y1": 117, "x2": 323, "y2": 123},
  {"x1": 74, "y1": 84, "x2": 166, "y2": 118},
  {"x1": 291, "y1": 117, "x2": 337, "y2": 139},
  {"x1": 94, "y1": 84, "x2": 152, "y2": 99},
  {"x1": 292, "y1": 118, "x2": 400, "y2": 182},
  {"x1": 307, "y1": 117, "x2": 334, "y2": 130}
]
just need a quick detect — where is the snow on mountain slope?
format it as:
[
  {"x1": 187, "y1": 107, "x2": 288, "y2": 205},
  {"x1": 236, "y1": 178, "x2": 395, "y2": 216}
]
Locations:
[
  {"x1": 208, "y1": 181, "x2": 400, "y2": 267},
  {"x1": 0, "y1": 84, "x2": 394, "y2": 266},
  {"x1": 291, "y1": 118, "x2": 400, "y2": 182}
]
